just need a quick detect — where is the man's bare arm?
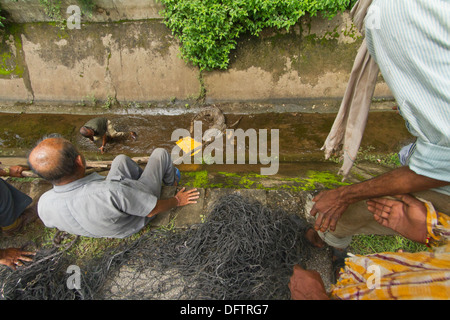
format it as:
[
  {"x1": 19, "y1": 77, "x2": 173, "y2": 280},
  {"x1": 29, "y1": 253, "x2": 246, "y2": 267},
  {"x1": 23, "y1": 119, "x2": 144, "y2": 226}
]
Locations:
[
  {"x1": 147, "y1": 188, "x2": 199, "y2": 218},
  {"x1": 99, "y1": 134, "x2": 108, "y2": 154},
  {"x1": 310, "y1": 166, "x2": 449, "y2": 232},
  {"x1": 147, "y1": 197, "x2": 178, "y2": 218}
]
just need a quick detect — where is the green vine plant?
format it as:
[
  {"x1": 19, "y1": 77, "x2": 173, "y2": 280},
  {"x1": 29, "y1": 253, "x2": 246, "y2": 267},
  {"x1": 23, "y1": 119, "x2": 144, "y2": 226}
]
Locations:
[
  {"x1": 0, "y1": 1, "x2": 10, "y2": 27},
  {"x1": 78, "y1": 0, "x2": 95, "y2": 17},
  {"x1": 39, "y1": 0, "x2": 65, "y2": 29},
  {"x1": 157, "y1": 0, "x2": 357, "y2": 71}
]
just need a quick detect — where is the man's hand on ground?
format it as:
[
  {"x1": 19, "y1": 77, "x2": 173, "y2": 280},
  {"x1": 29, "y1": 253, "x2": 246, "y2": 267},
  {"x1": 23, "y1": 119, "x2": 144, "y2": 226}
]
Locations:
[
  {"x1": 0, "y1": 248, "x2": 35, "y2": 270},
  {"x1": 289, "y1": 265, "x2": 329, "y2": 300},
  {"x1": 175, "y1": 187, "x2": 200, "y2": 207}
]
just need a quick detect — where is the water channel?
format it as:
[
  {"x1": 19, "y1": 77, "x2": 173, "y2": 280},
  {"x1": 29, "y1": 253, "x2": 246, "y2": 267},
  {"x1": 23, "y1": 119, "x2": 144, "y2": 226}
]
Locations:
[
  {"x1": 0, "y1": 107, "x2": 416, "y2": 189},
  {"x1": 0, "y1": 109, "x2": 413, "y2": 161}
]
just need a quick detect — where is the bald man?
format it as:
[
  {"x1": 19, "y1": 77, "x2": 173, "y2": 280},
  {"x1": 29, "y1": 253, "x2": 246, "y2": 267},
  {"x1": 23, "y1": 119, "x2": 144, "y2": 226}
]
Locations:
[{"x1": 28, "y1": 135, "x2": 198, "y2": 238}]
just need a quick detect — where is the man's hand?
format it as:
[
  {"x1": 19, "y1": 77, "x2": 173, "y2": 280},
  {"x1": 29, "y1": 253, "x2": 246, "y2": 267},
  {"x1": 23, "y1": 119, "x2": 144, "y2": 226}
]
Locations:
[
  {"x1": 0, "y1": 248, "x2": 35, "y2": 270},
  {"x1": 367, "y1": 195, "x2": 428, "y2": 243},
  {"x1": 310, "y1": 188, "x2": 350, "y2": 232},
  {"x1": 310, "y1": 166, "x2": 449, "y2": 233},
  {"x1": 175, "y1": 187, "x2": 200, "y2": 206},
  {"x1": 147, "y1": 188, "x2": 200, "y2": 218},
  {"x1": 289, "y1": 265, "x2": 329, "y2": 300},
  {"x1": 8, "y1": 165, "x2": 26, "y2": 177}
]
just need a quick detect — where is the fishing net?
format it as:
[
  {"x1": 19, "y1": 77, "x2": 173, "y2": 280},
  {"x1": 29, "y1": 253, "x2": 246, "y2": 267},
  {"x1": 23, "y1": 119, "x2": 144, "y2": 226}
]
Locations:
[
  {"x1": 0, "y1": 233, "x2": 81, "y2": 300},
  {"x1": 0, "y1": 193, "x2": 313, "y2": 300}
]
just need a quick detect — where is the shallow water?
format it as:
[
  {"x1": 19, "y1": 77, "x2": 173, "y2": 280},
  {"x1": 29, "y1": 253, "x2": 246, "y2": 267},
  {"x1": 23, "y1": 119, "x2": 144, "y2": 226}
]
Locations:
[{"x1": 0, "y1": 111, "x2": 414, "y2": 162}]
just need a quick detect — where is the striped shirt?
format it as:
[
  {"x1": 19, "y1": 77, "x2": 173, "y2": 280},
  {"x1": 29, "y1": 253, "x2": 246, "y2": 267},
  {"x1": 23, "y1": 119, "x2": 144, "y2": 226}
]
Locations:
[
  {"x1": 331, "y1": 199, "x2": 450, "y2": 300},
  {"x1": 365, "y1": 0, "x2": 450, "y2": 195}
]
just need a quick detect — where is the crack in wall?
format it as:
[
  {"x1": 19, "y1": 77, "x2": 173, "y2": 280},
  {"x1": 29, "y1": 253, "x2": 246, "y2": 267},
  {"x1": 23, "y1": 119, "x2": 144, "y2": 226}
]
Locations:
[{"x1": 17, "y1": 33, "x2": 35, "y2": 101}]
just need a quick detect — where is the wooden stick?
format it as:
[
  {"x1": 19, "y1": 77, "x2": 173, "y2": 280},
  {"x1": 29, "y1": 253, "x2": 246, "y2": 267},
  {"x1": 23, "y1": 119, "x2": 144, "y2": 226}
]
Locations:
[
  {"x1": 85, "y1": 156, "x2": 149, "y2": 169},
  {"x1": 21, "y1": 170, "x2": 39, "y2": 178}
]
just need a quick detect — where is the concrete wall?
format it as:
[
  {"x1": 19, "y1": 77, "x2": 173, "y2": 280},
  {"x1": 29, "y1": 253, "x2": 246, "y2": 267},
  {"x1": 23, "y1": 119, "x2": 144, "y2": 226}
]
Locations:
[
  {"x1": 0, "y1": 21, "x2": 201, "y2": 104},
  {"x1": 0, "y1": 1, "x2": 392, "y2": 108},
  {"x1": 0, "y1": 0, "x2": 164, "y2": 22}
]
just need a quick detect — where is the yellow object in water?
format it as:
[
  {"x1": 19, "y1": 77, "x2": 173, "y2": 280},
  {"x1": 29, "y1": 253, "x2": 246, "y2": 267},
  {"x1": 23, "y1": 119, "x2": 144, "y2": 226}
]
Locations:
[{"x1": 176, "y1": 136, "x2": 202, "y2": 155}]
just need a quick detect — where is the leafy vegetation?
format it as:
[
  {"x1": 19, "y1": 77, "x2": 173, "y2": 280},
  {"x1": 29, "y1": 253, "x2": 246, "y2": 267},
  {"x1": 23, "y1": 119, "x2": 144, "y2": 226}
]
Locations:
[
  {"x1": 328, "y1": 146, "x2": 402, "y2": 168},
  {"x1": 350, "y1": 234, "x2": 427, "y2": 255},
  {"x1": 158, "y1": 0, "x2": 357, "y2": 70},
  {"x1": 0, "y1": 2, "x2": 8, "y2": 27},
  {"x1": 39, "y1": 0, "x2": 63, "y2": 23},
  {"x1": 78, "y1": 0, "x2": 95, "y2": 17}
]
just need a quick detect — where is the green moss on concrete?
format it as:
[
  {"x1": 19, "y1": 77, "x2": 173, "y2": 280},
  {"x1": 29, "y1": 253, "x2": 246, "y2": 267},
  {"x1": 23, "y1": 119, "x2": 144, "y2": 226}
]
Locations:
[
  {"x1": 0, "y1": 24, "x2": 25, "y2": 78},
  {"x1": 181, "y1": 169, "x2": 350, "y2": 191},
  {"x1": 301, "y1": 170, "x2": 350, "y2": 190},
  {"x1": 182, "y1": 170, "x2": 210, "y2": 188},
  {"x1": 0, "y1": 51, "x2": 13, "y2": 75}
]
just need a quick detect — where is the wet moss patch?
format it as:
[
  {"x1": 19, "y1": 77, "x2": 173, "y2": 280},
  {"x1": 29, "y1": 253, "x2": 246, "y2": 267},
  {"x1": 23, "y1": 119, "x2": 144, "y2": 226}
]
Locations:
[
  {"x1": 0, "y1": 113, "x2": 84, "y2": 150},
  {"x1": 181, "y1": 169, "x2": 350, "y2": 192},
  {"x1": 0, "y1": 25, "x2": 25, "y2": 78}
]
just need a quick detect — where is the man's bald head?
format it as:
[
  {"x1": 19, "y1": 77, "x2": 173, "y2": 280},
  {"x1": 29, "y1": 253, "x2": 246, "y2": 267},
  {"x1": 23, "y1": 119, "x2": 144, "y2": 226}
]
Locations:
[{"x1": 28, "y1": 136, "x2": 83, "y2": 185}]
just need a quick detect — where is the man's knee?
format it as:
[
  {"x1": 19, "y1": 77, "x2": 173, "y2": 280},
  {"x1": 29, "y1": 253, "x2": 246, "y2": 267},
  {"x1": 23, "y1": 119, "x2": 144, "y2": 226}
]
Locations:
[
  {"x1": 113, "y1": 154, "x2": 132, "y2": 164},
  {"x1": 151, "y1": 148, "x2": 169, "y2": 160},
  {"x1": 147, "y1": 148, "x2": 172, "y2": 177}
]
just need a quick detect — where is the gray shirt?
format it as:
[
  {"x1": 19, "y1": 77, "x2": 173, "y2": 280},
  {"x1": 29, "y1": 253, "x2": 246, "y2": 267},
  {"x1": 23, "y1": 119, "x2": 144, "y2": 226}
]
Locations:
[
  {"x1": 38, "y1": 173, "x2": 157, "y2": 238},
  {"x1": 83, "y1": 117, "x2": 108, "y2": 137}
]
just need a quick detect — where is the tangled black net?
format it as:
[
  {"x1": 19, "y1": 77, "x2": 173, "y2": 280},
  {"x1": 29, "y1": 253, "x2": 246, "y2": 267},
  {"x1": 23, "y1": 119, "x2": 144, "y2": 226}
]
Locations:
[
  {"x1": 0, "y1": 194, "x2": 313, "y2": 300},
  {"x1": 0, "y1": 234, "x2": 81, "y2": 300}
]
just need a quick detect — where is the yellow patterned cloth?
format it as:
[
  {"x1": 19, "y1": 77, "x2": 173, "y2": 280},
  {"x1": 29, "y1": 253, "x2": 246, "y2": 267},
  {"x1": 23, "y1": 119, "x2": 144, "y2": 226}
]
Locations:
[{"x1": 330, "y1": 200, "x2": 450, "y2": 300}]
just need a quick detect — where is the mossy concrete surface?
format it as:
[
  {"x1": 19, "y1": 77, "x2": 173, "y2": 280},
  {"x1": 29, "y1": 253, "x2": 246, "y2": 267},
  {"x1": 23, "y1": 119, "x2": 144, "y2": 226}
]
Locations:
[
  {"x1": 0, "y1": 0, "x2": 164, "y2": 23},
  {"x1": 0, "y1": 11, "x2": 392, "y2": 108},
  {"x1": 0, "y1": 20, "x2": 200, "y2": 104}
]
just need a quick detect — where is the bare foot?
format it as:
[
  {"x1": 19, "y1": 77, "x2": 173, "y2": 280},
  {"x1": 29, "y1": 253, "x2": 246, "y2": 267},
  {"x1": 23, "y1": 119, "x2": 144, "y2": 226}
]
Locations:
[
  {"x1": 367, "y1": 194, "x2": 427, "y2": 244},
  {"x1": 305, "y1": 227, "x2": 326, "y2": 248}
]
